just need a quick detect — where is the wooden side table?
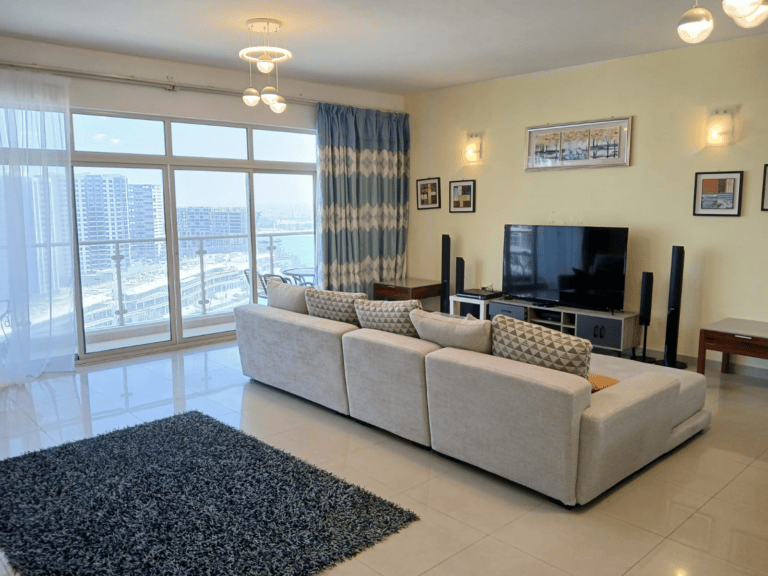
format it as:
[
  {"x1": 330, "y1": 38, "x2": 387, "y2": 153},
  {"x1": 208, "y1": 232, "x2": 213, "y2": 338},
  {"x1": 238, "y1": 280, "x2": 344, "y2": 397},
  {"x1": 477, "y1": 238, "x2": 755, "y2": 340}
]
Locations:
[
  {"x1": 697, "y1": 318, "x2": 768, "y2": 375},
  {"x1": 373, "y1": 278, "x2": 443, "y2": 301}
]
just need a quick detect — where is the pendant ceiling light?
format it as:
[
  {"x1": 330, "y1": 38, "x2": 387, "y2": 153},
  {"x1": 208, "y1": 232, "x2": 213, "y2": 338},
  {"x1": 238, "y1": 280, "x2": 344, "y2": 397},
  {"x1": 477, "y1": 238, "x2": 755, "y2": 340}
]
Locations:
[
  {"x1": 733, "y1": 0, "x2": 768, "y2": 26},
  {"x1": 240, "y1": 18, "x2": 291, "y2": 113},
  {"x1": 722, "y1": 0, "x2": 762, "y2": 17},
  {"x1": 677, "y1": 0, "x2": 767, "y2": 43},
  {"x1": 678, "y1": 2, "x2": 715, "y2": 43}
]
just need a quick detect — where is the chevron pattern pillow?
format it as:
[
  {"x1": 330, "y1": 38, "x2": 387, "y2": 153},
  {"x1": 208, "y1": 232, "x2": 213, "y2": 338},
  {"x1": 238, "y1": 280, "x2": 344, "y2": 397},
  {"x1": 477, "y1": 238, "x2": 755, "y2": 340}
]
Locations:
[
  {"x1": 492, "y1": 315, "x2": 592, "y2": 379},
  {"x1": 305, "y1": 288, "x2": 368, "y2": 326},
  {"x1": 354, "y1": 299, "x2": 422, "y2": 337}
]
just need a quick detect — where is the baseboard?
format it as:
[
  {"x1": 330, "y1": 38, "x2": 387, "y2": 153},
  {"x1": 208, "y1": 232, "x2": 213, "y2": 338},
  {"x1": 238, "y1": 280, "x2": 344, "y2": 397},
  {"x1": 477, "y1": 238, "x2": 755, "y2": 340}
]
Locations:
[{"x1": 635, "y1": 348, "x2": 768, "y2": 380}]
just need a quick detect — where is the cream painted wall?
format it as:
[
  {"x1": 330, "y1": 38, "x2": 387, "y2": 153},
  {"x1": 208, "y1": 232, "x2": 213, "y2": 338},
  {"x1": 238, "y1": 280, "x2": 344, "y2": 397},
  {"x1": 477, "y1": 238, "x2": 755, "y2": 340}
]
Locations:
[
  {"x1": 406, "y1": 35, "x2": 768, "y2": 365},
  {"x1": 0, "y1": 36, "x2": 404, "y2": 128}
]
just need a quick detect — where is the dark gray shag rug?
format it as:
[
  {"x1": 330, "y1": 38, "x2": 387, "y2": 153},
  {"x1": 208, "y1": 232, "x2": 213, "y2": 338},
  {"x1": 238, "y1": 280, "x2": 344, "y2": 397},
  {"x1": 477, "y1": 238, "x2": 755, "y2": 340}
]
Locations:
[{"x1": 0, "y1": 411, "x2": 418, "y2": 575}]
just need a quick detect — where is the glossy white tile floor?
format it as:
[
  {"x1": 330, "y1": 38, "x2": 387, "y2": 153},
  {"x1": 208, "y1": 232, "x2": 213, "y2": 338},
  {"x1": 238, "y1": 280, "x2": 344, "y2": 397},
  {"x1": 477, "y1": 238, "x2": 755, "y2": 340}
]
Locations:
[{"x1": 2, "y1": 343, "x2": 768, "y2": 576}]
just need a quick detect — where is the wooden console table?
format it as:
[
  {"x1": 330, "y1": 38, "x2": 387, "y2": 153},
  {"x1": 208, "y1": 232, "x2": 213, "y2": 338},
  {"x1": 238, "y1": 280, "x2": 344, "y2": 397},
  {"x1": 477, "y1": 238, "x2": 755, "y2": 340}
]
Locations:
[
  {"x1": 373, "y1": 278, "x2": 443, "y2": 301},
  {"x1": 697, "y1": 318, "x2": 768, "y2": 375}
]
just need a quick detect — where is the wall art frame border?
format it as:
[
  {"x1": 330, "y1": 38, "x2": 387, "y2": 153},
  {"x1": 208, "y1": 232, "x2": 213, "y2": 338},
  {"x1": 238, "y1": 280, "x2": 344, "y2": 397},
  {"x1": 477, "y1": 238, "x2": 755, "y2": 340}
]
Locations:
[
  {"x1": 692, "y1": 170, "x2": 743, "y2": 217},
  {"x1": 416, "y1": 177, "x2": 441, "y2": 210},
  {"x1": 448, "y1": 179, "x2": 476, "y2": 213},
  {"x1": 525, "y1": 117, "x2": 632, "y2": 172}
]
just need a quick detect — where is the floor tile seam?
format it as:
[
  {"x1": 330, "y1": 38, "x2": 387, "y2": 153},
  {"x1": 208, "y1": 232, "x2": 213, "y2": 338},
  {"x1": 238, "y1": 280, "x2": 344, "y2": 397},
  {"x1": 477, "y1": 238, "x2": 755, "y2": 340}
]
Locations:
[
  {"x1": 617, "y1": 538, "x2": 669, "y2": 576},
  {"x1": 408, "y1": 534, "x2": 491, "y2": 576},
  {"x1": 595, "y1": 478, "x2": 715, "y2": 538},
  {"x1": 337, "y1": 457, "x2": 432, "y2": 493},
  {"x1": 0, "y1": 421, "x2": 47, "y2": 440},
  {"x1": 575, "y1": 508, "x2": 667, "y2": 546},
  {"x1": 486, "y1": 532, "x2": 579, "y2": 576},
  {"x1": 709, "y1": 492, "x2": 768, "y2": 521},
  {"x1": 400, "y1": 488, "x2": 502, "y2": 535},
  {"x1": 714, "y1": 462, "x2": 758, "y2": 498},
  {"x1": 649, "y1": 469, "x2": 743, "y2": 498},
  {"x1": 426, "y1": 469, "x2": 550, "y2": 505},
  {"x1": 279, "y1": 423, "x2": 389, "y2": 455},
  {"x1": 488, "y1": 503, "x2": 664, "y2": 573},
  {"x1": 200, "y1": 393, "x2": 242, "y2": 414}
]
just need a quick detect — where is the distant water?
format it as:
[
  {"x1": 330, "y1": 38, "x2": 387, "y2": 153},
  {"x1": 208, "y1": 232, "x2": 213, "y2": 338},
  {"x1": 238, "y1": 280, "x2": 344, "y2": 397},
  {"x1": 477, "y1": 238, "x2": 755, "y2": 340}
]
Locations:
[{"x1": 256, "y1": 234, "x2": 315, "y2": 268}]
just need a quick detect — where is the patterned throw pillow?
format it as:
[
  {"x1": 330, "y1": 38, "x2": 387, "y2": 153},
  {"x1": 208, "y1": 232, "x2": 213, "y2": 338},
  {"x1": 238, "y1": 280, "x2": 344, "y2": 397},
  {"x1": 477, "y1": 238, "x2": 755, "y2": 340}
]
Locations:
[
  {"x1": 354, "y1": 299, "x2": 422, "y2": 337},
  {"x1": 492, "y1": 315, "x2": 592, "y2": 379},
  {"x1": 304, "y1": 288, "x2": 368, "y2": 325}
]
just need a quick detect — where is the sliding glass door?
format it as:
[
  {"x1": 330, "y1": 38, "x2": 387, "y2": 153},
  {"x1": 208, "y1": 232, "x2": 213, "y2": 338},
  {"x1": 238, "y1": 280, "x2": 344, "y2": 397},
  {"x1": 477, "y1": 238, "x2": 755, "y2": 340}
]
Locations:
[
  {"x1": 173, "y1": 170, "x2": 252, "y2": 339},
  {"x1": 73, "y1": 166, "x2": 172, "y2": 353}
]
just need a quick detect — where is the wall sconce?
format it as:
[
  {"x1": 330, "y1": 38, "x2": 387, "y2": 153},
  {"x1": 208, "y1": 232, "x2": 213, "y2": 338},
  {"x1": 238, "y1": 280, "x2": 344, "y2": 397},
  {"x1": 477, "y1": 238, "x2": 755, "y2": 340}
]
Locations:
[
  {"x1": 463, "y1": 133, "x2": 483, "y2": 164},
  {"x1": 706, "y1": 108, "x2": 735, "y2": 146}
]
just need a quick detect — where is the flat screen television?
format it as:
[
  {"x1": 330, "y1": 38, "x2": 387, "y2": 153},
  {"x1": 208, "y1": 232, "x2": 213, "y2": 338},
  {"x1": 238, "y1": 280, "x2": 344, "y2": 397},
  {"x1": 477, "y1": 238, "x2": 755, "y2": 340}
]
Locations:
[{"x1": 502, "y1": 225, "x2": 628, "y2": 311}]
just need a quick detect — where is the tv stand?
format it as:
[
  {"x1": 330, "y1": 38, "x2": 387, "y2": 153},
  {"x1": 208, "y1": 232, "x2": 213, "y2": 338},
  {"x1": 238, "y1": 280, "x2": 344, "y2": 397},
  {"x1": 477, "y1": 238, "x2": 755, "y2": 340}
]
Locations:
[{"x1": 488, "y1": 298, "x2": 640, "y2": 355}]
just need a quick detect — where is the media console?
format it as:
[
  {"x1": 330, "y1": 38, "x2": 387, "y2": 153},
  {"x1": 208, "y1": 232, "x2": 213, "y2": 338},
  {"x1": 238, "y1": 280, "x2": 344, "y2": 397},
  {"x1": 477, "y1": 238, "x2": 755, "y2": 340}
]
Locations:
[{"x1": 488, "y1": 299, "x2": 641, "y2": 355}]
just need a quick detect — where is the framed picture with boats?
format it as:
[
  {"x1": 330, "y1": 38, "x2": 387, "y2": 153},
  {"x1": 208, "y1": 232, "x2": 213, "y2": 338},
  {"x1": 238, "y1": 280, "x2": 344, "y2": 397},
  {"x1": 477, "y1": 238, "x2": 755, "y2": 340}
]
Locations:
[{"x1": 525, "y1": 117, "x2": 632, "y2": 171}]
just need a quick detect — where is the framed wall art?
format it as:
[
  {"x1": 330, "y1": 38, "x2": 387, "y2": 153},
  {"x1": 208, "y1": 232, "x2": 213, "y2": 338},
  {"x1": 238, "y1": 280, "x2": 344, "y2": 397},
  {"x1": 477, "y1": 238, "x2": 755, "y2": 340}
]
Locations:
[
  {"x1": 693, "y1": 171, "x2": 743, "y2": 217},
  {"x1": 762, "y1": 164, "x2": 767, "y2": 212},
  {"x1": 449, "y1": 180, "x2": 475, "y2": 213},
  {"x1": 416, "y1": 177, "x2": 441, "y2": 210},
  {"x1": 525, "y1": 117, "x2": 632, "y2": 171}
]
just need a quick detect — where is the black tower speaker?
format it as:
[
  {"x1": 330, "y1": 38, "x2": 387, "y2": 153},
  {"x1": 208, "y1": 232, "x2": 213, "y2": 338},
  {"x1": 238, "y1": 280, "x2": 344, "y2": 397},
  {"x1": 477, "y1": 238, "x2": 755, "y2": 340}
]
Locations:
[
  {"x1": 639, "y1": 272, "x2": 653, "y2": 326},
  {"x1": 455, "y1": 257, "x2": 465, "y2": 294},
  {"x1": 658, "y1": 246, "x2": 687, "y2": 369},
  {"x1": 635, "y1": 272, "x2": 657, "y2": 363},
  {"x1": 440, "y1": 234, "x2": 451, "y2": 313}
]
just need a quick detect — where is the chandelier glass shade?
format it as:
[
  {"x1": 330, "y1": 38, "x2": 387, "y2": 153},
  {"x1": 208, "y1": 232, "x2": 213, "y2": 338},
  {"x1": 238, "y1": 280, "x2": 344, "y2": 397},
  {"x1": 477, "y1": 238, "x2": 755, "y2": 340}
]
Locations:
[
  {"x1": 270, "y1": 96, "x2": 287, "y2": 114},
  {"x1": 677, "y1": 0, "x2": 766, "y2": 43},
  {"x1": 260, "y1": 86, "x2": 279, "y2": 106},
  {"x1": 256, "y1": 54, "x2": 275, "y2": 74},
  {"x1": 242, "y1": 87, "x2": 260, "y2": 106},
  {"x1": 678, "y1": 5, "x2": 715, "y2": 42},
  {"x1": 733, "y1": 0, "x2": 768, "y2": 26},
  {"x1": 722, "y1": 0, "x2": 762, "y2": 17}
]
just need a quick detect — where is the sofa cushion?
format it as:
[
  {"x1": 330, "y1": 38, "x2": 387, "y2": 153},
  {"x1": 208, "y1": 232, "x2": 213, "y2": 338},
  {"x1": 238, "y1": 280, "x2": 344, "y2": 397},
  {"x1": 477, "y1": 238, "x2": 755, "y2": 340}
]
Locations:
[
  {"x1": 305, "y1": 288, "x2": 368, "y2": 325},
  {"x1": 266, "y1": 279, "x2": 309, "y2": 314},
  {"x1": 491, "y1": 315, "x2": 592, "y2": 379},
  {"x1": 354, "y1": 299, "x2": 422, "y2": 337},
  {"x1": 410, "y1": 309, "x2": 491, "y2": 353}
]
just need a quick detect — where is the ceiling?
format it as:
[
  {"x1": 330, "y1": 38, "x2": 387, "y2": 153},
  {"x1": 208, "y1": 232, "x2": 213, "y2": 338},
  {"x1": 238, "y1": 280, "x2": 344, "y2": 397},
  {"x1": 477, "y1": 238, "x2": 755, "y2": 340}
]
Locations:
[{"x1": 2, "y1": 0, "x2": 766, "y2": 93}]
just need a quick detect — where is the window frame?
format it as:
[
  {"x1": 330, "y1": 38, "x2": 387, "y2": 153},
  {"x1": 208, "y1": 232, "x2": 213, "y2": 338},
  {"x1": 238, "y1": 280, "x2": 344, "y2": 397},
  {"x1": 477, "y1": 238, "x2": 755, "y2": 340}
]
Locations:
[{"x1": 70, "y1": 109, "x2": 317, "y2": 364}]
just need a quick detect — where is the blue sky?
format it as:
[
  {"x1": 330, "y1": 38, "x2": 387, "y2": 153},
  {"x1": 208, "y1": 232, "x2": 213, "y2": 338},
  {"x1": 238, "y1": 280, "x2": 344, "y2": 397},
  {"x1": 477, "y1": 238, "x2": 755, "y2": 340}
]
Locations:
[{"x1": 72, "y1": 114, "x2": 315, "y2": 209}]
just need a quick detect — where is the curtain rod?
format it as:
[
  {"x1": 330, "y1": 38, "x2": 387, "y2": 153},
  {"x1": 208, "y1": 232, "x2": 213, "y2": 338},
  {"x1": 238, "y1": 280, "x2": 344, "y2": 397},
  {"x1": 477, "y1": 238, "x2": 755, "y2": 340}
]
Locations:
[{"x1": 0, "y1": 61, "x2": 402, "y2": 114}]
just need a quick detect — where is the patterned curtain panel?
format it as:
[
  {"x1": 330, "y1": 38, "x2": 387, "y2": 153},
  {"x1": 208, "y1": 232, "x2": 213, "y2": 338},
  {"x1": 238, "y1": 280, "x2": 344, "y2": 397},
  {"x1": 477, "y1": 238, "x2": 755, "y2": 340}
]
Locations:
[{"x1": 317, "y1": 103, "x2": 409, "y2": 296}]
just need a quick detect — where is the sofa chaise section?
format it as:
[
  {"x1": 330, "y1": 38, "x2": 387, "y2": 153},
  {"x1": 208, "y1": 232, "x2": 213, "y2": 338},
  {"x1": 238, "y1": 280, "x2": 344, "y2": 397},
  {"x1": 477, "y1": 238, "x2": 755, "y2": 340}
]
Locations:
[
  {"x1": 342, "y1": 329, "x2": 441, "y2": 446},
  {"x1": 234, "y1": 304, "x2": 358, "y2": 414},
  {"x1": 576, "y1": 358, "x2": 711, "y2": 504},
  {"x1": 425, "y1": 347, "x2": 592, "y2": 506}
]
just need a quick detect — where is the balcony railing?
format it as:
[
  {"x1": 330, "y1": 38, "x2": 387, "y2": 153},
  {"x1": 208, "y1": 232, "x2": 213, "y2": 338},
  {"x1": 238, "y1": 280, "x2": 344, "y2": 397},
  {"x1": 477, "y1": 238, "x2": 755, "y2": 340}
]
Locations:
[{"x1": 77, "y1": 229, "x2": 314, "y2": 352}]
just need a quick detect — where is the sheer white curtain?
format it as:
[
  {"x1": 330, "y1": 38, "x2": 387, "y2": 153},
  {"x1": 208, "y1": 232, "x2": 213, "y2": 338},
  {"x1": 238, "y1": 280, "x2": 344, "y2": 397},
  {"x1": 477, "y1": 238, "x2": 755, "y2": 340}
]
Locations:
[{"x1": 0, "y1": 70, "x2": 76, "y2": 384}]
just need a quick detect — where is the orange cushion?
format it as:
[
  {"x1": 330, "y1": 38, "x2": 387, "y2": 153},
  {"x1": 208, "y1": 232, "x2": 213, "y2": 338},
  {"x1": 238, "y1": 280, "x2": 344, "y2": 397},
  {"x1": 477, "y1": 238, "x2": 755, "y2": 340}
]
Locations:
[{"x1": 588, "y1": 373, "x2": 620, "y2": 393}]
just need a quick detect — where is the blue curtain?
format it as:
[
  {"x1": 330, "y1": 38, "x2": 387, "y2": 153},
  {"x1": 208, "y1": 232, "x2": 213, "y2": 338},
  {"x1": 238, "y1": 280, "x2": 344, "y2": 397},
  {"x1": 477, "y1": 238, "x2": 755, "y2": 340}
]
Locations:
[{"x1": 316, "y1": 103, "x2": 409, "y2": 296}]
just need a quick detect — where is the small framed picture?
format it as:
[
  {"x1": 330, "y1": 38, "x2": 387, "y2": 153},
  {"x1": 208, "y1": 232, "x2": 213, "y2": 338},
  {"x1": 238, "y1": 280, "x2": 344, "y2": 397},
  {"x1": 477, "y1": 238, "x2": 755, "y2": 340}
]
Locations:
[
  {"x1": 693, "y1": 171, "x2": 743, "y2": 217},
  {"x1": 416, "y1": 177, "x2": 441, "y2": 210},
  {"x1": 762, "y1": 164, "x2": 767, "y2": 212},
  {"x1": 449, "y1": 180, "x2": 476, "y2": 213}
]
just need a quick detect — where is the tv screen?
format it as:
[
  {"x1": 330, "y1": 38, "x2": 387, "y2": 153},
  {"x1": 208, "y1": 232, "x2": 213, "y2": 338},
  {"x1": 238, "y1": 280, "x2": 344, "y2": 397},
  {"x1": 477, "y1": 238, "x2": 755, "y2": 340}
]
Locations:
[{"x1": 502, "y1": 225, "x2": 628, "y2": 311}]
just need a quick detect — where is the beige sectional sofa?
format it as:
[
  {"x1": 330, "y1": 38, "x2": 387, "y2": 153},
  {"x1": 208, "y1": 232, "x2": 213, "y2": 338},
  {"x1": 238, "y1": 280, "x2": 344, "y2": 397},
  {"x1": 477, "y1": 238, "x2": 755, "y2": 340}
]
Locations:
[{"x1": 234, "y1": 302, "x2": 711, "y2": 506}]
